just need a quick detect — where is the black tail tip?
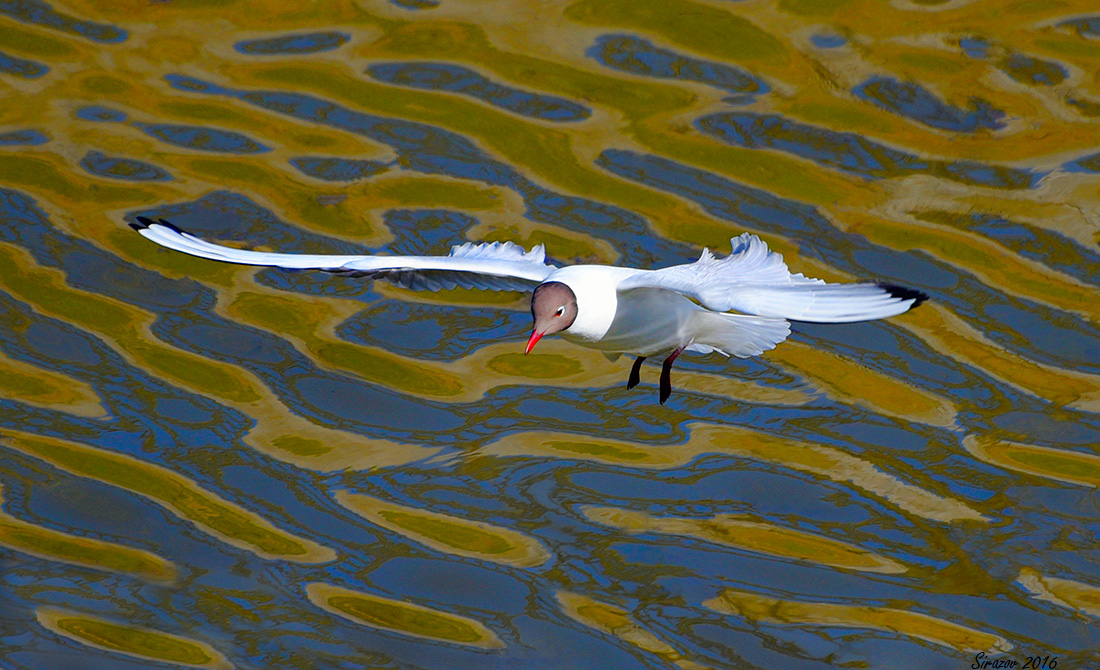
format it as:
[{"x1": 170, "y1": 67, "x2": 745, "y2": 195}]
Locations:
[{"x1": 879, "y1": 283, "x2": 929, "y2": 308}]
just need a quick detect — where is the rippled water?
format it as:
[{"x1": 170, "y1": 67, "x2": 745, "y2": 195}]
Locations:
[{"x1": 2, "y1": 1, "x2": 1100, "y2": 668}]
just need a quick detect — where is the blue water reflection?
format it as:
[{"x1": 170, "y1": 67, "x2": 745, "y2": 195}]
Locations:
[
  {"x1": 80, "y1": 151, "x2": 172, "y2": 181},
  {"x1": 289, "y1": 156, "x2": 393, "y2": 181},
  {"x1": 853, "y1": 77, "x2": 1006, "y2": 132},
  {"x1": 696, "y1": 112, "x2": 1039, "y2": 188},
  {"x1": 0, "y1": 50, "x2": 48, "y2": 78},
  {"x1": 0, "y1": 129, "x2": 48, "y2": 145},
  {"x1": 368, "y1": 62, "x2": 592, "y2": 122},
  {"x1": 589, "y1": 34, "x2": 769, "y2": 98},
  {"x1": 0, "y1": 0, "x2": 127, "y2": 43},
  {"x1": 235, "y1": 31, "x2": 350, "y2": 55}
]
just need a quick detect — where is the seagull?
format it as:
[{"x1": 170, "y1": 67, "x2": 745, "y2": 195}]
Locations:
[{"x1": 131, "y1": 217, "x2": 926, "y2": 403}]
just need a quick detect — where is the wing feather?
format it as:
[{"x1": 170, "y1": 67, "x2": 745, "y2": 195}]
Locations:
[
  {"x1": 620, "y1": 232, "x2": 926, "y2": 322},
  {"x1": 131, "y1": 217, "x2": 556, "y2": 290}
]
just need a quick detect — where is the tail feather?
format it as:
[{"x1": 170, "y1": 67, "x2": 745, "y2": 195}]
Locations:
[{"x1": 687, "y1": 312, "x2": 791, "y2": 358}]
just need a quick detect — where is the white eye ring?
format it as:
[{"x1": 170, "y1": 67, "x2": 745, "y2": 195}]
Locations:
[{"x1": 555, "y1": 307, "x2": 565, "y2": 317}]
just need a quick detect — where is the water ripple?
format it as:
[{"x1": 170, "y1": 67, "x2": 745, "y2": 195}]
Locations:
[
  {"x1": 589, "y1": 34, "x2": 769, "y2": 99},
  {"x1": 696, "y1": 112, "x2": 1039, "y2": 188},
  {"x1": 235, "y1": 31, "x2": 350, "y2": 56},
  {"x1": 0, "y1": 0, "x2": 127, "y2": 43},
  {"x1": 853, "y1": 77, "x2": 1006, "y2": 132},
  {"x1": 367, "y1": 61, "x2": 592, "y2": 122}
]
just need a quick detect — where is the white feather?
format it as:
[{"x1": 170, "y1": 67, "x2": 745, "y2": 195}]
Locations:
[
  {"x1": 132, "y1": 218, "x2": 556, "y2": 290},
  {"x1": 619, "y1": 232, "x2": 921, "y2": 322}
]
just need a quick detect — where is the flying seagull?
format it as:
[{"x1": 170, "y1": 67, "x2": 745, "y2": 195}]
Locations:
[{"x1": 131, "y1": 217, "x2": 926, "y2": 403}]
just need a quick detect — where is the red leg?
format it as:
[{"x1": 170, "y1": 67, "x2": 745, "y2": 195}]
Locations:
[{"x1": 659, "y1": 347, "x2": 685, "y2": 405}]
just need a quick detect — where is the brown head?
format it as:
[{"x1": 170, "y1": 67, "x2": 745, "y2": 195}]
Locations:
[{"x1": 525, "y1": 281, "x2": 578, "y2": 354}]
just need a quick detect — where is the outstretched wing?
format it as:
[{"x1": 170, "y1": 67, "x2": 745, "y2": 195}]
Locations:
[
  {"x1": 131, "y1": 217, "x2": 557, "y2": 291},
  {"x1": 619, "y1": 232, "x2": 926, "y2": 323}
]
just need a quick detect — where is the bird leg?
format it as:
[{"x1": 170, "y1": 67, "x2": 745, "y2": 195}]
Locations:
[
  {"x1": 659, "y1": 347, "x2": 685, "y2": 405},
  {"x1": 627, "y1": 356, "x2": 646, "y2": 389}
]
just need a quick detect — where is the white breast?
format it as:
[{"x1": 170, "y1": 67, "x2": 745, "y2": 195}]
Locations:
[{"x1": 544, "y1": 265, "x2": 636, "y2": 343}]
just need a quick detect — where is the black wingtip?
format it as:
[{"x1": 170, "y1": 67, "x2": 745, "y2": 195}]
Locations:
[
  {"x1": 156, "y1": 218, "x2": 185, "y2": 234},
  {"x1": 131, "y1": 216, "x2": 186, "y2": 234},
  {"x1": 878, "y1": 283, "x2": 929, "y2": 309}
]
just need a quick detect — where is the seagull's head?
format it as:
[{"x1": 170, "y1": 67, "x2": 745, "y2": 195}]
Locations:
[{"x1": 526, "y1": 281, "x2": 578, "y2": 354}]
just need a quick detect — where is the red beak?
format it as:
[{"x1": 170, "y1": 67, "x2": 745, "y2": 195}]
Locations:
[{"x1": 525, "y1": 330, "x2": 544, "y2": 355}]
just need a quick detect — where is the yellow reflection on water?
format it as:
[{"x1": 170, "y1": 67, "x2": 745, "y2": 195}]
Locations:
[
  {"x1": 336, "y1": 491, "x2": 550, "y2": 567},
  {"x1": 768, "y1": 340, "x2": 957, "y2": 427},
  {"x1": 1018, "y1": 567, "x2": 1100, "y2": 618},
  {"x1": 905, "y1": 304, "x2": 1100, "y2": 411},
  {"x1": 704, "y1": 588, "x2": 1012, "y2": 654},
  {"x1": 883, "y1": 210, "x2": 1100, "y2": 321},
  {"x1": 0, "y1": 241, "x2": 261, "y2": 405},
  {"x1": 0, "y1": 240, "x2": 436, "y2": 474},
  {"x1": 556, "y1": 591, "x2": 711, "y2": 670},
  {"x1": 0, "y1": 348, "x2": 105, "y2": 419},
  {"x1": 305, "y1": 582, "x2": 505, "y2": 649},
  {"x1": 36, "y1": 607, "x2": 233, "y2": 670},
  {"x1": 584, "y1": 506, "x2": 906, "y2": 574},
  {"x1": 964, "y1": 435, "x2": 1100, "y2": 488},
  {"x1": 242, "y1": 406, "x2": 439, "y2": 472},
  {"x1": 1, "y1": 429, "x2": 336, "y2": 563},
  {"x1": 0, "y1": 484, "x2": 176, "y2": 583},
  {"x1": 485, "y1": 424, "x2": 986, "y2": 523}
]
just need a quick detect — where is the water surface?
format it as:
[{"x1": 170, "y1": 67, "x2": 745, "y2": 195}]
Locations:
[{"x1": 2, "y1": 1, "x2": 1100, "y2": 668}]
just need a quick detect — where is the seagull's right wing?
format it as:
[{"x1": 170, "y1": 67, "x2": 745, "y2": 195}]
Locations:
[
  {"x1": 131, "y1": 217, "x2": 557, "y2": 291},
  {"x1": 619, "y1": 232, "x2": 926, "y2": 323}
]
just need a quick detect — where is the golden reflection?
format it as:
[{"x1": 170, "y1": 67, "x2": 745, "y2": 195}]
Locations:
[
  {"x1": 565, "y1": 0, "x2": 785, "y2": 62},
  {"x1": 485, "y1": 424, "x2": 986, "y2": 523},
  {"x1": 556, "y1": 591, "x2": 711, "y2": 670},
  {"x1": 0, "y1": 19, "x2": 82, "y2": 60},
  {"x1": 36, "y1": 607, "x2": 233, "y2": 669},
  {"x1": 584, "y1": 506, "x2": 906, "y2": 574},
  {"x1": 903, "y1": 303, "x2": 1100, "y2": 412},
  {"x1": 704, "y1": 588, "x2": 1012, "y2": 654},
  {"x1": 767, "y1": 340, "x2": 957, "y2": 427},
  {"x1": 1, "y1": 429, "x2": 336, "y2": 563},
  {"x1": 964, "y1": 436, "x2": 1100, "y2": 487},
  {"x1": 241, "y1": 404, "x2": 439, "y2": 472},
  {"x1": 0, "y1": 153, "x2": 154, "y2": 207},
  {"x1": 0, "y1": 484, "x2": 176, "y2": 583},
  {"x1": 1018, "y1": 567, "x2": 1100, "y2": 618},
  {"x1": 305, "y1": 582, "x2": 505, "y2": 649},
  {"x1": 0, "y1": 349, "x2": 106, "y2": 418},
  {"x1": 847, "y1": 209, "x2": 1100, "y2": 322},
  {"x1": 335, "y1": 491, "x2": 551, "y2": 567},
  {"x1": 0, "y1": 238, "x2": 434, "y2": 474},
  {"x1": 0, "y1": 241, "x2": 261, "y2": 404},
  {"x1": 752, "y1": 1, "x2": 1100, "y2": 162}
]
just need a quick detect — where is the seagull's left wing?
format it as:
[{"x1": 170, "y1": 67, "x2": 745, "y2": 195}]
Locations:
[
  {"x1": 619, "y1": 232, "x2": 926, "y2": 323},
  {"x1": 131, "y1": 217, "x2": 556, "y2": 291}
]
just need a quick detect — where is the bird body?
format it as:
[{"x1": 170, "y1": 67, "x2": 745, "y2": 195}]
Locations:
[{"x1": 131, "y1": 217, "x2": 926, "y2": 402}]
